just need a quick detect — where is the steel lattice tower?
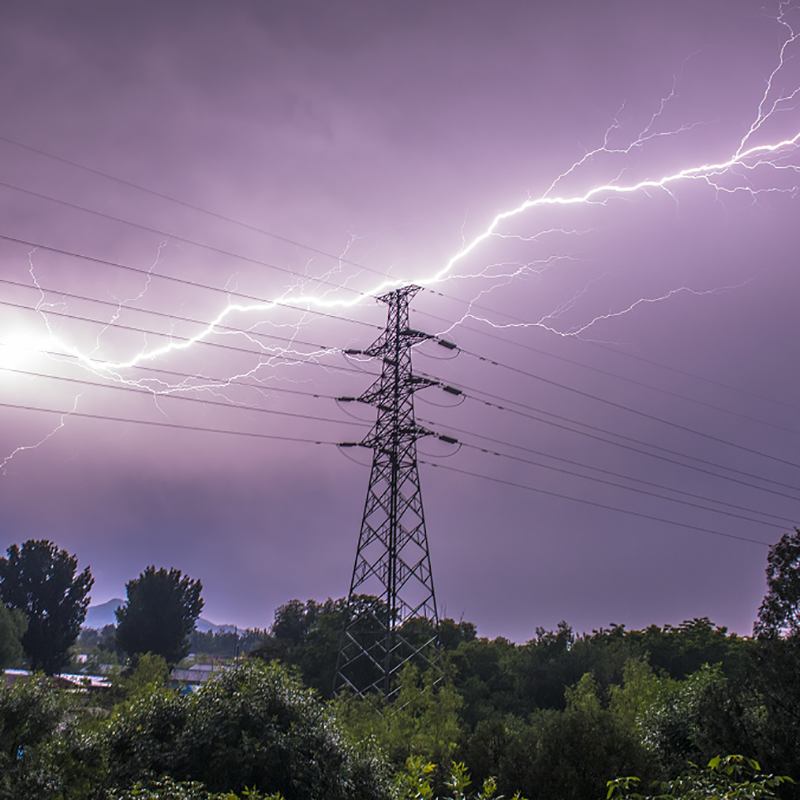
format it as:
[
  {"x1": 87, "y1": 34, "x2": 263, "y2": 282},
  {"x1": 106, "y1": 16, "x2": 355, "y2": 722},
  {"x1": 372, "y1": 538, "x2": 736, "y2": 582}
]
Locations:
[{"x1": 335, "y1": 285, "x2": 441, "y2": 697}]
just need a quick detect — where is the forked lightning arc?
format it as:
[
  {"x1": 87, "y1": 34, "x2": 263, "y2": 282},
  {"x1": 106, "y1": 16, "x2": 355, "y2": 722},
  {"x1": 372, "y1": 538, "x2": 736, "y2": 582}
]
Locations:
[{"x1": 2, "y1": 1, "x2": 800, "y2": 467}]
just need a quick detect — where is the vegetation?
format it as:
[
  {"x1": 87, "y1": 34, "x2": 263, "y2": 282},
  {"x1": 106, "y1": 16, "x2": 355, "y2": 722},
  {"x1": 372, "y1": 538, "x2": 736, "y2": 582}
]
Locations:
[
  {"x1": 115, "y1": 566, "x2": 204, "y2": 666},
  {"x1": 1, "y1": 532, "x2": 799, "y2": 799},
  {"x1": 0, "y1": 602, "x2": 27, "y2": 669},
  {"x1": 0, "y1": 539, "x2": 93, "y2": 673},
  {"x1": 755, "y1": 528, "x2": 800, "y2": 638}
]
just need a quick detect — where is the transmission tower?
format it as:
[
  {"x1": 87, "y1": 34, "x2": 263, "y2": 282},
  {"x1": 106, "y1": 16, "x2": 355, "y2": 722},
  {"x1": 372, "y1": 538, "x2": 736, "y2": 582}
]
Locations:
[{"x1": 335, "y1": 285, "x2": 442, "y2": 697}]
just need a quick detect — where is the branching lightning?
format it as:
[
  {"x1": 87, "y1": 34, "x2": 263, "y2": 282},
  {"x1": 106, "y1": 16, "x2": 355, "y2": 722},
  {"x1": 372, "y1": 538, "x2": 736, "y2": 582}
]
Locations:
[
  {"x1": 3, "y1": 1, "x2": 800, "y2": 466},
  {"x1": 0, "y1": 394, "x2": 81, "y2": 474}
]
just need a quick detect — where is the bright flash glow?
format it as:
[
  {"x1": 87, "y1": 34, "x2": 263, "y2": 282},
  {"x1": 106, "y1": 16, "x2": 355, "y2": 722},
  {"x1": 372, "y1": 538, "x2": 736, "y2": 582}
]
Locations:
[
  {"x1": 0, "y1": 329, "x2": 55, "y2": 374},
  {"x1": 3, "y1": 1, "x2": 800, "y2": 470}
]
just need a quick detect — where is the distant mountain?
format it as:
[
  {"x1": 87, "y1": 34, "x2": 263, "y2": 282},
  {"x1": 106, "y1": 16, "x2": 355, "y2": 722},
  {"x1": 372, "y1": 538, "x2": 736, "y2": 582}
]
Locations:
[
  {"x1": 195, "y1": 619, "x2": 238, "y2": 634},
  {"x1": 83, "y1": 598, "x2": 235, "y2": 633},
  {"x1": 84, "y1": 598, "x2": 124, "y2": 629}
]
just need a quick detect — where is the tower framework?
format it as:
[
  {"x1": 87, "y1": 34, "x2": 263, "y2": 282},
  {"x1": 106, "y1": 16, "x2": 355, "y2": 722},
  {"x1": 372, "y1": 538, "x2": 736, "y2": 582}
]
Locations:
[{"x1": 334, "y1": 285, "x2": 441, "y2": 697}]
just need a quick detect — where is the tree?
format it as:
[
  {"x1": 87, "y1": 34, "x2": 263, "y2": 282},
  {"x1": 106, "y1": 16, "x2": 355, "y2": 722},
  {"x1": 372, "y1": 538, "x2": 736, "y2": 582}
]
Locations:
[
  {"x1": 755, "y1": 528, "x2": 800, "y2": 638},
  {"x1": 607, "y1": 755, "x2": 793, "y2": 800},
  {"x1": 0, "y1": 540, "x2": 93, "y2": 674},
  {"x1": 103, "y1": 660, "x2": 391, "y2": 799},
  {"x1": 0, "y1": 603, "x2": 27, "y2": 670},
  {"x1": 115, "y1": 566, "x2": 203, "y2": 666}
]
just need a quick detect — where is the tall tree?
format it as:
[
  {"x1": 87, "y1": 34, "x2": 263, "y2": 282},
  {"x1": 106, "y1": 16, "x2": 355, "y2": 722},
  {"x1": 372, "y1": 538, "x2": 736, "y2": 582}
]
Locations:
[
  {"x1": 755, "y1": 527, "x2": 800, "y2": 638},
  {"x1": 115, "y1": 566, "x2": 203, "y2": 666},
  {"x1": 0, "y1": 603, "x2": 27, "y2": 669},
  {"x1": 0, "y1": 539, "x2": 93, "y2": 674}
]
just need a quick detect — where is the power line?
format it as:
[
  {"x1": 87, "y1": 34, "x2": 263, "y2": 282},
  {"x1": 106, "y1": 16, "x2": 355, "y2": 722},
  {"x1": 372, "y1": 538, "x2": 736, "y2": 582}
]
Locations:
[
  {"x1": 0, "y1": 181, "x2": 377, "y2": 302},
  {"x1": 418, "y1": 417, "x2": 797, "y2": 525},
  {"x1": 0, "y1": 400, "x2": 350, "y2": 445},
  {"x1": 3, "y1": 132, "x2": 792, "y2": 431},
  {"x1": 0, "y1": 275, "x2": 333, "y2": 353},
  {"x1": 416, "y1": 300, "x2": 800, "y2": 436},
  {"x1": 0, "y1": 133, "x2": 389, "y2": 280},
  {"x1": 0, "y1": 342, "x2": 372, "y2": 400},
  {"x1": 8, "y1": 359, "x2": 791, "y2": 530},
  {"x1": 424, "y1": 377, "x2": 800, "y2": 499},
  {"x1": 0, "y1": 233, "x2": 383, "y2": 333},
  {"x1": 453, "y1": 439, "x2": 787, "y2": 530},
  {"x1": 418, "y1": 459, "x2": 773, "y2": 547},
  {"x1": 6, "y1": 282, "x2": 796, "y2": 500},
  {"x1": 0, "y1": 366, "x2": 367, "y2": 430},
  {"x1": 0, "y1": 298, "x2": 332, "y2": 363},
  {"x1": 452, "y1": 345, "x2": 800, "y2": 471}
]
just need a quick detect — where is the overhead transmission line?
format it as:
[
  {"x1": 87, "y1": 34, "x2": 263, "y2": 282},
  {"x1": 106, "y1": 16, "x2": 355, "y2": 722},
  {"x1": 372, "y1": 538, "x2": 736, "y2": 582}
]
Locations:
[
  {"x1": 422, "y1": 286, "x2": 800, "y2": 415},
  {"x1": 0, "y1": 381, "x2": 782, "y2": 548},
  {"x1": 450, "y1": 439, "x2": 788, "y2": 530},
  {"x1": 0, "y1": 133, "x2": 389, "y2": 279},
  {"x1": 0, "y1": 343, "x2": 372, "y2": 401},
  {"x1": 5, "y1": 279, "x2": 797, "y2": 501},
  {"x1": 2, "y1": 135, "x2": 790, "y2": 555},
  {"x1": 415, "y1": 302, "x2": 800, "y2": 436},
  {"x1": 0, "y1": 234, "x2": 383, "y2": 333},
  {"x1": 0, "y1": 366, "x2": 367, "y2": 432},
  {"x1": 418, "y1": 373, "x2": 800, "y2": 499},
  {"x1": 418, "y1": 459, "x2": 772, "y2": 547},
  {"x1": 5, "y1": 137, "x2": 795, "y2": 490},
  {"x1": 415, "y1": 416, "x2": 797, "y2": 526},
  {"x1": 0, "y1": 400, "x2": 348, "y2": 446},
  {"x1": 0, "y1": 298, "x2": 338, "y2": 364},
  {"x1": 0, "y1": 181, "x2": 381, "y2": 303},
  {"x1": 8, "y1": 257, "x2": 792, "y2": 480},
  {"x1": 4, "y1": 358, "x2": 792, "y2": 531},
  {"x1": 446, "y1": 343, "x2": 800, "y2": 471},
  {"x1": 5, "y1": 129, "x2": 792, "y2": 432},
  {"x1": 0, "y1": 276, "x2": 335, "y2": 353}
]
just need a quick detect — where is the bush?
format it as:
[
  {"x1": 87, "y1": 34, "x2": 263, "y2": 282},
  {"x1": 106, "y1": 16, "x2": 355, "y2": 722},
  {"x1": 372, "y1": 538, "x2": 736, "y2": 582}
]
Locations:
[{"x1": 103, "y1": 660, "x2": 390, "y2": 800}]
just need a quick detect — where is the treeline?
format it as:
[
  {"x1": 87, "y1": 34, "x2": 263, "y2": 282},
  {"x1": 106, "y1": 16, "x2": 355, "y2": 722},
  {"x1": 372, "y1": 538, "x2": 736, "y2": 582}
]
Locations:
[
  {"x1": 2, "y1": 529, "x2": 800, "y2": 800},
  {"x1": 245, "y1": 600, "x2": 799, "y2": 799}
]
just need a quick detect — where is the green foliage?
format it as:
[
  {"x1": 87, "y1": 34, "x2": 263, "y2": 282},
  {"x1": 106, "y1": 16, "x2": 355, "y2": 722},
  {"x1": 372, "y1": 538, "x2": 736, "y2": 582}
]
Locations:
[
  {"x1": 446, "y1": 635, "x2": 517, "y2": 728},
  {"x1": 116, "y1": 566, "x2": 204, "y2": 666},
  {"x1": 188, "y1": 628, "x2": 265, "y2": 658},
  {"x1": 108, "y1": 652, "x2": 171, "y2": 703},
  {"x1": 607, "y1": 754, "x2": 794, "y2": 800},
  {"x1": 0, "y1": 539, "x2": 94, "y2": 674},
  {"x1": 741, "y1": 635, "x2": 800, "y2": 784},
  {"x1": 0, "y1": 674, "x2": 104, "y2": 800},
  {"x1": 460, "y1": 667, "x2": 657, "y2": 800},
  {"x1": 438, "y1": 619, "x2": 477, "y2": 651},
  {"x1": 250, "y1": 597, "x2": 347, "y2": 698},
  {"x1": 0, "y1": 602, "x2": 27, "y2": 669},
  {"x1": 105, "y1": 776, "x2": 283, "y2": 799},
  {"x1": 755, "y1": 528, "x2": 800, "y2": 638},
  {"x1": 103, "y1": 659, "x2": 390, "y2": 800},
  {"x1": 639, "y1": 665, "x2": 762, "y2": 776},
  {"x1": 393, "y1": 759, "x2": 515, "y2": 800},
  {"x1": 334, "y1": 665, "x2": 463, "y2": 771},
  {"x1": 175, "y1": 660, "x2": 377, "y2": 798},
  {"x1": 104, "y1": 685, "x2": 189, "y2": 788}
]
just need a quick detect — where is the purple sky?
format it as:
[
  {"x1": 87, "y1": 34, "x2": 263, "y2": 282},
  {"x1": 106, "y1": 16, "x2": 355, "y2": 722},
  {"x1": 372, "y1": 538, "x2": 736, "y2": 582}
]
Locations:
[{"x1": 1, "y1": 1, "x2": 799, "y2": 641}]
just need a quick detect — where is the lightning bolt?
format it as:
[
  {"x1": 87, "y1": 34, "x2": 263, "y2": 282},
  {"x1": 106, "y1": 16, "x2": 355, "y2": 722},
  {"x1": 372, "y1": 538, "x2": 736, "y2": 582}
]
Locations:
[
  {"x1": 3, "y1": 1, "x2": 800, "y2": 463},
  {"x1": 0, "y1": 394, "x2": 81, "y2": 475}
]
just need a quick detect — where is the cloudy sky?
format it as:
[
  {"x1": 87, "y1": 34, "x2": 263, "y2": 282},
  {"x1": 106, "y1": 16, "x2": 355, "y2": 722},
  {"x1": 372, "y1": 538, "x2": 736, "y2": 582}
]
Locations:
[{"x1": 1, "y1": 0, "x2": 799, "y2": 640}]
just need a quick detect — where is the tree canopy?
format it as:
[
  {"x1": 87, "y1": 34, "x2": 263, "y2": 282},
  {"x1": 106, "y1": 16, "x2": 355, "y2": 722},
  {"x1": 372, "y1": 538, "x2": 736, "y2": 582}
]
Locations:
[
  {"x1": 0, "y1": 603, "x2": 27, "y2": 670},
  {"x1": 755, "y1": 527, "x2": 800, "y2": 638},
  {"x1": 115, "y1": 566, "x2": 203, "y2": 666},
  {"x1": 0, "y1": 539, "x2": 93, "y2": 674}
]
